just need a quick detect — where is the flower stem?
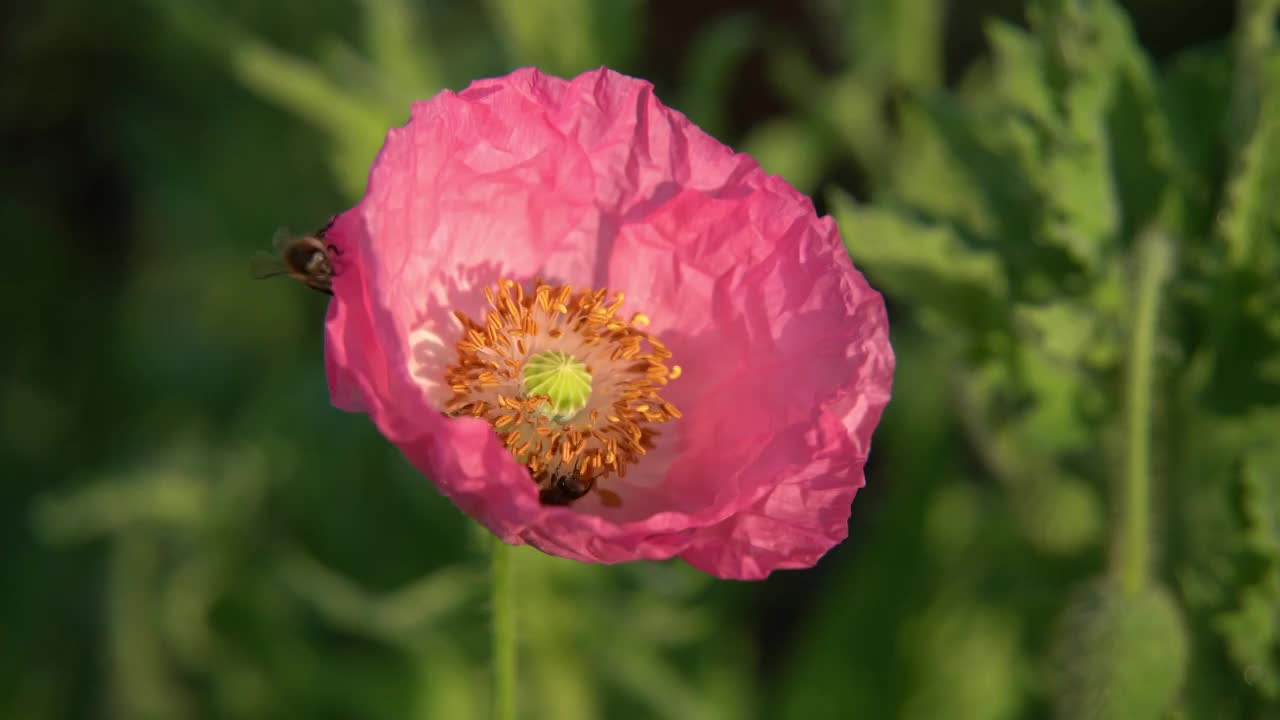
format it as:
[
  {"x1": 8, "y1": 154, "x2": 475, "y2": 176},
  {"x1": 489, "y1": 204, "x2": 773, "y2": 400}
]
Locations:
[
  {"x1": 1118, "y1": 230, "x2": 1173, "y2": 596},
  {"x1": 491, "y1": 536, "x2": 516, "y2": 720}
]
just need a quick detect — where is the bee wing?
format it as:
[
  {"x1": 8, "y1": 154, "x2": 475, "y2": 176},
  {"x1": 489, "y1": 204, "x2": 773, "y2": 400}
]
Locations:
[
  {"x1": 270, "y1": 226, "x2": 295, "y2": 253},
  {"x1": 249, "y1": 252, "x2": 290, "y2": 280}
]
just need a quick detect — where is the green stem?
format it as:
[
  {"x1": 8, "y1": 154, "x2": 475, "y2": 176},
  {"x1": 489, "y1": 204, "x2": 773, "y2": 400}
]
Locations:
[
  {"x1": 1118, "y1": 231, "x2": 1173, "y2": 596},
  {"x1": 491, "y1": 536, "x2": 516, "y2": 720}
]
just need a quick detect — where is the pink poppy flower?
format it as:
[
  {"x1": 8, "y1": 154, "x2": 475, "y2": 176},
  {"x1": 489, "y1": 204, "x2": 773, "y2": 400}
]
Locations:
[{"x1": 322, "y1": 67, "x2": 893, "y2": 580}]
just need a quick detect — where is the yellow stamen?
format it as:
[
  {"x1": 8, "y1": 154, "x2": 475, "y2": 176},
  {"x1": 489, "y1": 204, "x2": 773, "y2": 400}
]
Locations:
[{"x1": 442, "y1": 279, "x2": 681, "y2": 506}]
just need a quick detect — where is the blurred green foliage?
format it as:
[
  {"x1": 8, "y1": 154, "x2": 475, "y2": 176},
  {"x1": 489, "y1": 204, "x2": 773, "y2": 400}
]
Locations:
[{"x1": 2, "y1": 0, "x2": 1277, "y2": 718}]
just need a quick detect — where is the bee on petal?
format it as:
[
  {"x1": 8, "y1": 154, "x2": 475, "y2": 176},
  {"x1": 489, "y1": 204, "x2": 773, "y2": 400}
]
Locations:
[{"x1": 250, "y1": 217, "x2": 340, "y2": 295}]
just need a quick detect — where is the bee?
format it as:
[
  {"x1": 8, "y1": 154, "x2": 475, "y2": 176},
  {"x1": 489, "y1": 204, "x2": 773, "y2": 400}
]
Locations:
[
  {"x1": 539, "y1": 470, "x2": 594, "y2": 506},
  {"x1": 250, "y1": 217, "x2": 341, "y2": 295},
  {"x1": 537, "y1": 471, "x2": 622, "y2": 507}
]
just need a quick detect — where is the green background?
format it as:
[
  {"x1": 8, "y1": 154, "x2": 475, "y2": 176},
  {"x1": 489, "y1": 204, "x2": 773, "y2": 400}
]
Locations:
[{"x1": 3, "y1": 1, "x2": 1278, "y2": 718}]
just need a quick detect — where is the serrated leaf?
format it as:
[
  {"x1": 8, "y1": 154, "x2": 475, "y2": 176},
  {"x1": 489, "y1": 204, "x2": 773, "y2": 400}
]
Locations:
[
  {"x1": 1171, "y1": 409, "x2": 1280, "y2": 703},
  {"x1": 1034, "y1": 0, "x2": 1125, "y2": 270},
  {"x1": 825, "y1": 72, "x2": 901, "y2": 178},
  {"x1": 888, "y1": 96, "x2": 1039, "y2": 247},
  {"x1": 981, "y1": 21, "x2": 1055, "y2": 121},
  {"x1": 956, "y1": 362, "x2": 1102, "y2": 554},
  {"x1": 1161, "y1": 43, "x2": 1232, "y2": 183},
  {"x1": 1016, "y1": 302, "x2": 1114, "y2": 366},
  {"x1": 1096, "y1": 1, "x2": 1191, "y2": 237},
  {"x1": 1214, "y1": 438, "x2": 1280, "y2": 698},
  {"x1": 1217, "y1": 92, "x2": 1280, "y2": 271},
  {"x1": 1215, "y1": 569, "x2": 1280, "y2": 699},
  {"x1": 974, "y1": 3, "x2": 1176, "y2": 271},
  {"x1": 778, "y1": 0, "x2": 943, "y2": 179},
  {"x1": 1226, "y1": 0, "x2": 1280, "y2": 144},
  {"x1": 1241, "y1": 449, "x2": 1280, "y2": 555},
  {"x1": 830, "y1": 189, "x2": 1007, "y2": 331},
  {"x1": 1015, "y1": 340, "x2": 1093, "y2": 453},
  {"x1": 1218, "y1": 0, "x2": 1280, "y2": 268},
  {"x1": 1204, "y1": 272, "x2": 1280, "y2": 410}
]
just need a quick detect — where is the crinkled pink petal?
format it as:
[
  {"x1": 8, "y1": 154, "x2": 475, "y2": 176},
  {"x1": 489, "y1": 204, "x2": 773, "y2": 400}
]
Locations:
[{"x1": 322, "y1": 67, "x2": 894, "y2": 579}]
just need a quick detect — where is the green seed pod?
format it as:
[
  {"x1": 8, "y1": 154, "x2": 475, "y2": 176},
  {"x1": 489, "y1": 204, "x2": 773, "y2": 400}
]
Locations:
[
  {"x1": 522, "y1": 349, "x2": 592, "y2": 422},
  {"x1": 1049, "y1": 581, "x2": 1188, "y2": 720}
]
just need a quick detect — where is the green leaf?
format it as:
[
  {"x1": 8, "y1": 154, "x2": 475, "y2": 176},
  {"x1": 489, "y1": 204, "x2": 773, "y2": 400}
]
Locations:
[
  {"x1": 1015, "y1": 344, "x2": 1092, "y2": 452},
  {"x1": 1227, "y1": 129, "x2": 1280, "y2": 274},
  {"x1": 1200, "y1": 42, "x2": 1280, "y2": 409},
  {"x1": 1171, "y1": 409, "x2": 1280, "y2": 705},
  {"x1": 1097, "y1": 2, "x2": 1192, "y2": 237},
  {"x1": 1214, "y1": 437, "x2": 1280, "y2": 698},
  {"x1": 741, "y1": 116, "x2": 828, "y2": 195},
  {"x1": 888, "y1": 94, "x2": 1039, "y2": 250},
  {"x1": 486, "y1": 0, "x2": 640, "y2": 75},
  {"x1": 772, "y1": 0, "x2": 943, "y2": 179},
  {"x1": 230, "y1": 40, "x2": 394, "y2": 197},
  {"x1": 1161, "y1": 44, "x2": 1231, "y2": 211},
  {"x1": 357, "y1": 0, "x2": 441, "y2": 99},
  {"x1": 1218, "y1": 0, "x2": 1280, "y2": 267},
  {"x1": 830, "y1": 189, "x2": 1007, "y2": 332},
  {"x1": 232, "y1": 40, "x2": 390, "y2": 144},
  {"x1": 841, "y1": 0, "x2": 945, "y2": 93},
  {"x1": 1217, "y1": 80, "x2": 1280, "y2": 271},
  {"x1": 410, "y1": 644, "x2": 485, "y2": 720},
  {"x1": 1033, "y1": 0, "x2": 1127, "y2": 270},
  {"x1": 109, "y1": 535, "x2": 195, "y2": 720},
  {"x1": 956, "y1": 360, "x2": 1103, "y2": 555},
  {"x1": 278, "y1": 549, "x2": 479, "y2": 645},
  {"x1": 1016, "y1": 301, "x2": 1113, "y2": 368},
  {"x1": 1226, "y1": 0, "x2": 1280, "y2": 148},
  {"x1": 968, "y1": 5, "x2": 1180, "y2": 271},
  {"x1": 901, "y1": 606, "x2": 1025, "y2": 720},
  {"x1": 677, "y1": 14, "x2": 757, "y2": 140},
  {"x1": 980, "y1": 21, "x2": 1055, "y2": 124},
  {"x1": 33, "y1": 450, "x2": 217, "y2": 542}
]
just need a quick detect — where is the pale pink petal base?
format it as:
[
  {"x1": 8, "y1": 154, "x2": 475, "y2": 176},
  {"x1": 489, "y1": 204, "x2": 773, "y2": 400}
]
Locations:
[{"x1": 323, "y1": 67, "x2": 894, "y2": 579}]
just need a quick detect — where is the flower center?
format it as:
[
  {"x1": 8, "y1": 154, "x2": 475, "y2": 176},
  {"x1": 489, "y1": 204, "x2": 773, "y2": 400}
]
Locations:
[
  {"x1": 522, "y1": 350, "x2": 592, "y2": 422},
  {"x1": 443, "y1": 279, "x2": 681, "y2": 507}
]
